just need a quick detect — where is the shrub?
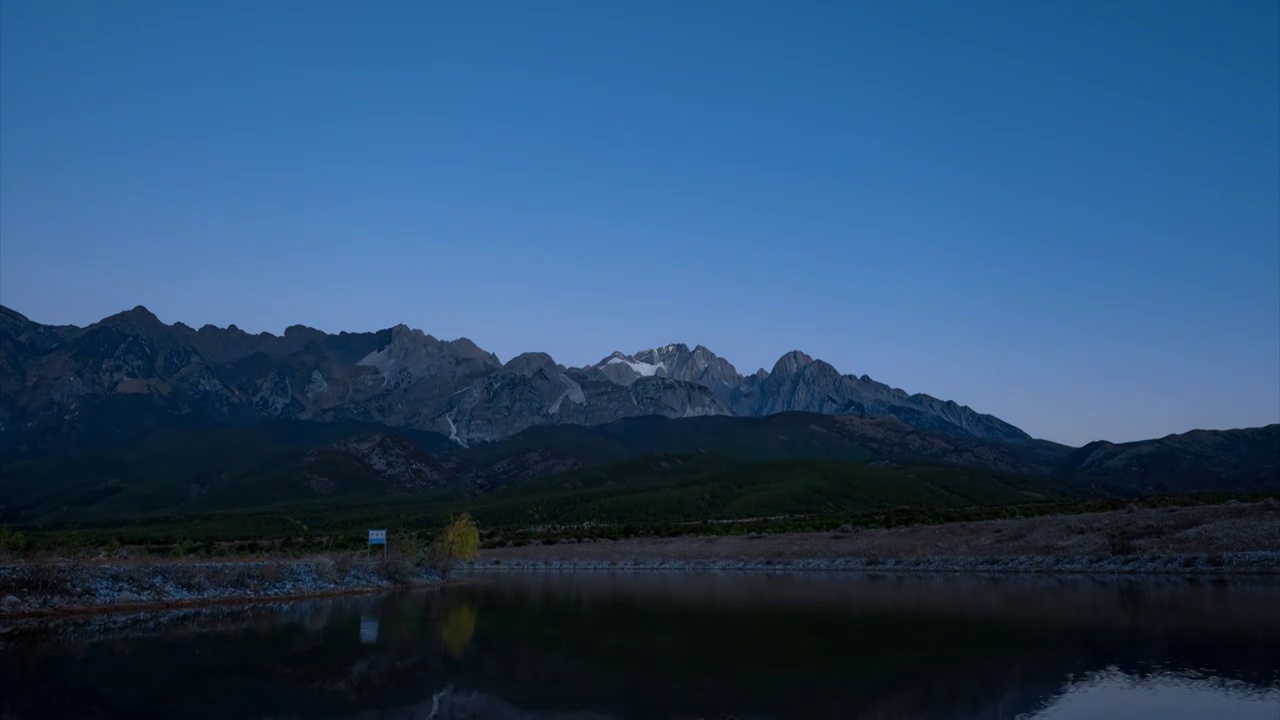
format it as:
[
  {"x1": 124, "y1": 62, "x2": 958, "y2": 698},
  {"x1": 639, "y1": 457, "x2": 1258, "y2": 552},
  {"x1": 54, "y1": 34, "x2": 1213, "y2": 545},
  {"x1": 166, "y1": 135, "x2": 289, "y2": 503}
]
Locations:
[
  {"x1": 427, "y1": 514, "x2": 480, "y2": 578},
  {"x1": 0, "y1": 526, "x2": 30, "y2": 555},
  {"x1": 388, "y1": 533, "x2": 422, "y2": 561},
  {"x1": 381, "y1": 554, "x2": 417, "y2": 584},
  {"x1": 310, "y1": 556, "x2": 339, "y2": 583},
  {"x1": 257, "y1": 562, "x2": 287, "y2": 585},
  {"x1": 1107, "y1": 532, "x2": 1136, "y2": 556},
  {"x1": 332, "y1": 552, "x2": 355, "y2": 579}
]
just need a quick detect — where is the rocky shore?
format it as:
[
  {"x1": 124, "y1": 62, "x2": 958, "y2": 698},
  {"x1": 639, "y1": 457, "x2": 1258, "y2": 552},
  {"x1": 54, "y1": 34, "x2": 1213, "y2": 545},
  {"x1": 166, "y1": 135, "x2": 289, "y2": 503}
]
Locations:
[
  {"x1": 0, "y1": 557, "x2": 438, "y2": 618},
  {"x1": 464, "y1": 501, "x2": 1280, "y2": 575}
]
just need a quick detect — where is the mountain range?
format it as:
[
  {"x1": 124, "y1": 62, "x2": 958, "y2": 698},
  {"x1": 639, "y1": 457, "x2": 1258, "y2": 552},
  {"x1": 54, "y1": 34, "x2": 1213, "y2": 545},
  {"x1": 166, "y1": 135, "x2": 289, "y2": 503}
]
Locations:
[
  {"x1": 0, "y1": 305, "x2": 1027, "y2": 454},
  {"x1": 1, "y1": 305, "x2": 1276, "y2": 527}
]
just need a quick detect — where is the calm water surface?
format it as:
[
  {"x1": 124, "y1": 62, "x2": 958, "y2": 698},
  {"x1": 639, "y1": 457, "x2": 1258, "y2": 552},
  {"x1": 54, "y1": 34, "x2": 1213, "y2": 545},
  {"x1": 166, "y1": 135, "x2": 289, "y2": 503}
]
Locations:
[{"x1": 2, "y1": 572, "x2": 1279, "y2": 719}]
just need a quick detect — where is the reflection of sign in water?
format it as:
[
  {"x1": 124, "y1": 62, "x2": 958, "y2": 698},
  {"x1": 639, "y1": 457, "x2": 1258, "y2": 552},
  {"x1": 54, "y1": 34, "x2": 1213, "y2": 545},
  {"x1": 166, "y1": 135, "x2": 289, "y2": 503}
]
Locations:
[{"x1": 359, "y1": 613, "x2": 380, "y2": 645}]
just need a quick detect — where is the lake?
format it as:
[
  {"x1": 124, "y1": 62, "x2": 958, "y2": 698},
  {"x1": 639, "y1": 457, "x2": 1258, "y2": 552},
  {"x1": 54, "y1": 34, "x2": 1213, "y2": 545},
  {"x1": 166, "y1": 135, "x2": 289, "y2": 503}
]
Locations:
[{"x1": 3, "y1": 572, "x2": 1279, "y2": 719}]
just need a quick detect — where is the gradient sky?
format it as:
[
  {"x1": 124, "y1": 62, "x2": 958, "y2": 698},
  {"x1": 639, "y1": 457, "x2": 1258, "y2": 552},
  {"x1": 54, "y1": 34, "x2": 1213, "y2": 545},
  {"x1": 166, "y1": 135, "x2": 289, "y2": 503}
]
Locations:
[{"x1": 1, "y1": 2, "x2": 1277, "y2": 446}]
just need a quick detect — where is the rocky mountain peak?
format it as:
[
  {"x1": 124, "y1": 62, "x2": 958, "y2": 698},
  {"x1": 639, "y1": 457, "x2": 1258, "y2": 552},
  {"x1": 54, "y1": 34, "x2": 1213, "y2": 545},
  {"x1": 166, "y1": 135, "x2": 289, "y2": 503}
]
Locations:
[
  {"x1": 0, "y1": 306, "x2": 75, "y2": 355},
  {"x1": 770, "y1": 350, "x2": 815, "y2": 377},
  {"x1": 504, "y1": 351, "x2": 558, "y2": 377},
  {"x1": 449, "y1": 337, "x2": 500, "y2": 365},
  {"x1": 590, "y1": 349, "x2": 667, "y2": 386},
  {"x1": 801, "y1": 358, "x2": 841, "y2": 380},
  {"x1": 357, "y1": 324, "x2": 501, "y2": 391},
  {"x1": 634, "y1": 342, "x2": 690, "y2": 361},
  {"x1": 97, "y1": 305, "x2": 165, "y2": 331},
  {"x1": 388, "y1": 323, "x2": 429, "y2": 341},
  {"x1": 0, "y1": 306, "x2": 32, "y2": 326},
  {"x1": 638, "y1": 343, "x2": 739, "y2": 376},
  {"x1": 283, "y1": 324, "x2": 325, "y2": 341}
]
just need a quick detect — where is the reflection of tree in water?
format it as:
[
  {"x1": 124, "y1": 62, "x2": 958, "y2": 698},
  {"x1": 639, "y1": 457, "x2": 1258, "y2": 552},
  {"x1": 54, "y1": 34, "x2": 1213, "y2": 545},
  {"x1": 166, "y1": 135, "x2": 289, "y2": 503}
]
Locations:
[{"x1": 440, "y1": 602, "x2": 478, "y2": 658}]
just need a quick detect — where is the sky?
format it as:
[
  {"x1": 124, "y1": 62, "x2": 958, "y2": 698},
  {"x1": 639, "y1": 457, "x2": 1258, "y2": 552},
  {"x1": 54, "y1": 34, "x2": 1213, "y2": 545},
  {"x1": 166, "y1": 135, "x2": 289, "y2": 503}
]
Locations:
[{"x1": 1, "y1": 1, "x2": 1277, "y2": 446}]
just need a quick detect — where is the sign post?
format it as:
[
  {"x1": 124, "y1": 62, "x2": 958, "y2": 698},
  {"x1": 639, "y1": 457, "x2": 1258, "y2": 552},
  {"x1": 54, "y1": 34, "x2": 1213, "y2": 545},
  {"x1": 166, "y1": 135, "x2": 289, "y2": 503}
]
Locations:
[{"x1": 368, "y1": 529, "x2": 387, "y2": 560}]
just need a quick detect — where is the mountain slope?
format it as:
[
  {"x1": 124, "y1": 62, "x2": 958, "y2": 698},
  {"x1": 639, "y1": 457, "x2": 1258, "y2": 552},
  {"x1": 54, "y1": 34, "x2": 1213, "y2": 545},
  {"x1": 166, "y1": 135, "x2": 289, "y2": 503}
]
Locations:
[
  {"x1": 7, "y1": 411, "x2": 1275, "y2": 526},
  {"x1": 1058, "y1": 424, "x2": 1280, "y2": 494},
  {"x1": 0, "y1": 420, "x2": 467, "y2": 524},
  {"x1": 473, "y1": 455, "x2": 1061, "y2": 527}
]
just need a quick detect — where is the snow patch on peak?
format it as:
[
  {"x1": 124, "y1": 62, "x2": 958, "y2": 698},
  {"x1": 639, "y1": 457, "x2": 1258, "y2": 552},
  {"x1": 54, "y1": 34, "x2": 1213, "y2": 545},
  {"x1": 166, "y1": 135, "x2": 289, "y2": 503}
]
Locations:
[{"x1": 606, "y1": 356, "x2": 664, "y2": 376}]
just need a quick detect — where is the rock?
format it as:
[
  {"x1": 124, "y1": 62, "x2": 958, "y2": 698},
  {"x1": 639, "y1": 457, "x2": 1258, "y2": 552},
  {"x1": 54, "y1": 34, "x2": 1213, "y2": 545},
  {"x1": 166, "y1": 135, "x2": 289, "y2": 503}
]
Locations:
[{"x1": 1, "y1": 595, "x2": 21, "y2": 610}]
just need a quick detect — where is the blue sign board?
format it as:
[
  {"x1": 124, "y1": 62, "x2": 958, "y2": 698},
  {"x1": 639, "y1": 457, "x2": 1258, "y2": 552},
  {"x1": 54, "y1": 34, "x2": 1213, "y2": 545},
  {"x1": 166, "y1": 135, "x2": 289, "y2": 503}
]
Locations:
[{"x1": 368, "y1": 529, "x2": 387, "y2": 545}]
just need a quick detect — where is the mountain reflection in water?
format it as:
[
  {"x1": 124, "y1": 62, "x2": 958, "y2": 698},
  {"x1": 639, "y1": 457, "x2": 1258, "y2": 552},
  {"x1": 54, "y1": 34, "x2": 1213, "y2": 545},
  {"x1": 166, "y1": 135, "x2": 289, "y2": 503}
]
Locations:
[{"x1": 2, "y1": 572, "x2": 1278, "y2": 719}]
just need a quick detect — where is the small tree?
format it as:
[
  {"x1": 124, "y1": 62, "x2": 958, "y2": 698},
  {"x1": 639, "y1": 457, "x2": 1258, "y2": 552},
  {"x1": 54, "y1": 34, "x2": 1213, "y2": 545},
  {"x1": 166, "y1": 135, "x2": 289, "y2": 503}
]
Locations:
[{"x1": 429, "y1": 514, "x2": 479, "y2": 578}]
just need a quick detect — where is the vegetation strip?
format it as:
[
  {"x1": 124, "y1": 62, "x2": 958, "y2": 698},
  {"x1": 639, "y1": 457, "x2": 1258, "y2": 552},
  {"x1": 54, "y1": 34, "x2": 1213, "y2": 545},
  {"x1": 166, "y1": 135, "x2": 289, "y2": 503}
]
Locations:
[{"x1": 464, "y1": 501, "x2": 1280, "y2": 576}]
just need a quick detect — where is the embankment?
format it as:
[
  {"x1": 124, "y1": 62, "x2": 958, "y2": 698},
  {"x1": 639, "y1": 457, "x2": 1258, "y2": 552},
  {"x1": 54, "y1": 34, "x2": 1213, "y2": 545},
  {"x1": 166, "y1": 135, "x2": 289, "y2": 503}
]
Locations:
[
  {"x1": 464, "y1": 501, "x2": 1280, "y2": 575},
  {"x1": 0, "y1": 556, "x2": 437, "y2": 619}
]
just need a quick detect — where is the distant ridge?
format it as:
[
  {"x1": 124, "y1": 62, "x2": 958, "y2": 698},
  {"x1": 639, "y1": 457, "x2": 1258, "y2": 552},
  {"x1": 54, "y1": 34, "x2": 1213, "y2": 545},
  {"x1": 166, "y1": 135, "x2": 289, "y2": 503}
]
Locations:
[{"x1": 0, "y1": 304, "x2": 1030, "y2": 453}]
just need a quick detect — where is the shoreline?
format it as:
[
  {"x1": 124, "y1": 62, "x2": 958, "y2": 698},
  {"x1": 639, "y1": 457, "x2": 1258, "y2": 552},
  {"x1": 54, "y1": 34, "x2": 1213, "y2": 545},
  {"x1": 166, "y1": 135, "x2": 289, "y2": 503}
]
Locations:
[
  {"x1": 0, "y1": 556, "x2": 439, "y2": 621},
  {"x1": 6, "y1": 502, "x2": 1277, "y2": 619},
  {"x1": 0, "y1": 582, "x2": 433, "y2": 623}
]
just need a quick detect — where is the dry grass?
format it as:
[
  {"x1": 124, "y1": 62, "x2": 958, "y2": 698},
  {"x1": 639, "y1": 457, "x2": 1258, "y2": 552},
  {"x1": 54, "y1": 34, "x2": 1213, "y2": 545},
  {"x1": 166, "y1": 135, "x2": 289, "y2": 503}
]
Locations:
[{"x1": 477, "y1": 501, "x2": 1280, "y2": 566}]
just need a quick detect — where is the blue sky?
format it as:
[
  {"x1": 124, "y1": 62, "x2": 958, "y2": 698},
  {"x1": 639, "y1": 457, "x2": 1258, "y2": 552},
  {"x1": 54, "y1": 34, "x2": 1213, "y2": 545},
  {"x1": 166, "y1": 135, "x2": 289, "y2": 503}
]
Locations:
[{"x1": 1, "y1": 1, "x2": 1277, "y2": 446}]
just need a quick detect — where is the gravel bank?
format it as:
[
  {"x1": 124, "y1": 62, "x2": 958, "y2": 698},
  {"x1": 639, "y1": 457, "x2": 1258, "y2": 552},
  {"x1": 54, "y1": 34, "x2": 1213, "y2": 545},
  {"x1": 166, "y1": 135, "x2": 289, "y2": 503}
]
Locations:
[
  {"x1": 463, "y1": 501, "x2": 1280, "y2": 575},
  {"x1": 0, "y1": 557, "x2": 438, "y2": 618}
]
